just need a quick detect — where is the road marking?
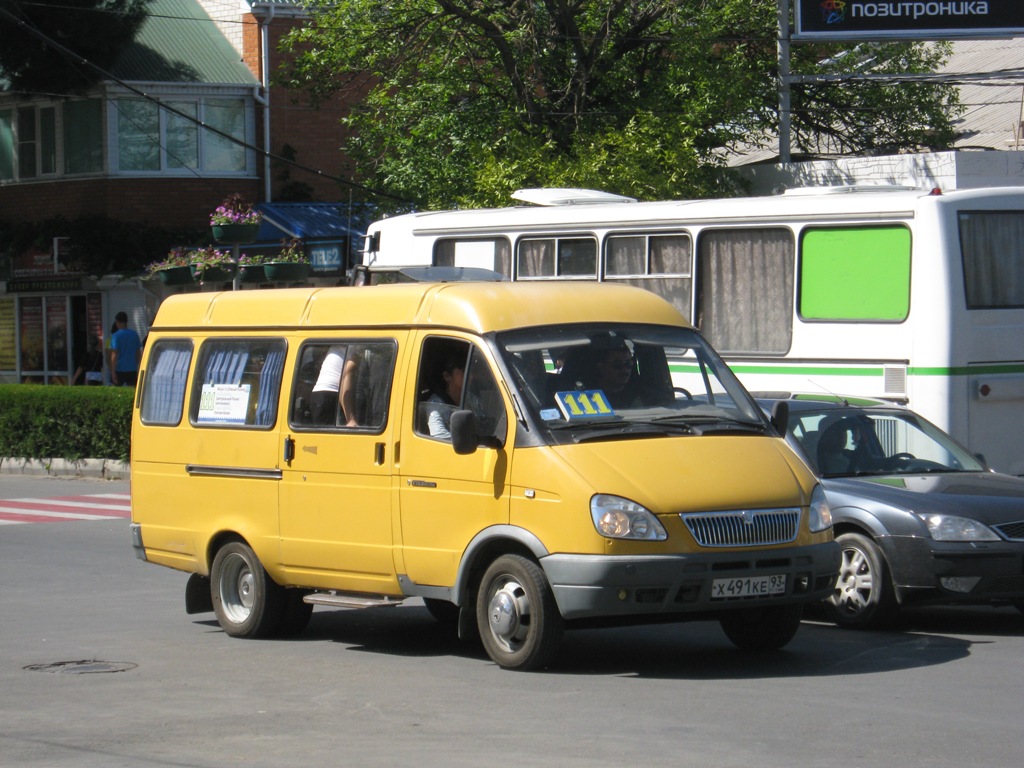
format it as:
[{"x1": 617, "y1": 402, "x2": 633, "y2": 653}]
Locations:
[{"x1": 0, "y1": 494, "x2": 131, "y2": 525}]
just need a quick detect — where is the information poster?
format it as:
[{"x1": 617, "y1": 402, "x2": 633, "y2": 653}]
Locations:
[
  {"x1": 197, "y1": 383, "x2": 252, "y2": 424},
  {"x1": 0, "y1": 298, "x2": 16, "y2": 370},
  {"x1": 86, "y1": 292, "x2": 104, "y2": 346},
  {"x1": 19, "y1": 297, "x2": 44, "y2": 372},
  {"x1": 46, "y1": 297, "x2": 68, "y2": 372}
]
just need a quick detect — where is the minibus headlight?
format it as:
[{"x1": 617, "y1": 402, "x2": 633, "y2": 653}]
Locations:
[
  {"x1": 591, "y1": 495, "x2": 667, "y2": 541},
  {"x1": 808, "y1": 485, "x2": 833, "y2": 533}
]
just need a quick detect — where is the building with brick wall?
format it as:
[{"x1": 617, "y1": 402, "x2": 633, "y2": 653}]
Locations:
[{"x1": 0, "y1": 0, "x2": 365, "y2": 384}]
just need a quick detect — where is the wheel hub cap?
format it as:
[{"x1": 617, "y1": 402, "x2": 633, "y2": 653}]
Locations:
[{"x1": 488, "y1": 589, "x2": 519, "y2": 640}]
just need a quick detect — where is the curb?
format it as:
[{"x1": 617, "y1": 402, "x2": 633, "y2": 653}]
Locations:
[{"x1": 0, "y1": 457, "x2": 130, "y2": 480}]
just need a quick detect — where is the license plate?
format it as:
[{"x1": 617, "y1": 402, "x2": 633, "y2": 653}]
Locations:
[{"x1": 711, "y1": 574, "x2": 786, "y2": 599}]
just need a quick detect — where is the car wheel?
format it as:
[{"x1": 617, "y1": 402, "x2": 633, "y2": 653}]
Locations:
[
  {"x1": 719, "y1": 604, "x2": 804, "y2": 651},
  {"x1": 210, "y1": 540, "x2": 285, "y2": 638},
  {"x1": 476, "y1": 554, "x2": 563, "y2": 671},
  {"x1": 824, "y1": 532, "x2": 899, "y2": 629}
]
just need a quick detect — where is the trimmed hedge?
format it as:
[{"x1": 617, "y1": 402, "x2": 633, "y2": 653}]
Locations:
[{"x1": 0, "y1": 385, "x2": 133, "y2": 462}]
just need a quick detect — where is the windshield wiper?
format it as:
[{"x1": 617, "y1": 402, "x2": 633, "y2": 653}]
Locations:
[{"x1": 651, "y1": 414, "x2": 766, "y2": 435}]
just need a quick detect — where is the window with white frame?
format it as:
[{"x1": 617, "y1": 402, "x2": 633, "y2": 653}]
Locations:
[
  {"x1": 1, "y1": 99, "x2": 105, "y2": 181},
  {"x1": 114, "y1": 96, "x2": 247, "y2": 174}
]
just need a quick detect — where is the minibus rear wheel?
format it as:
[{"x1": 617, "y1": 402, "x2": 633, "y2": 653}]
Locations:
[
  {"x1": 210, "y1": 541, "x2": 285, "y2": 638},
  {"x1": 476, "y1": 554, "x2": 563, "y2": 671}
]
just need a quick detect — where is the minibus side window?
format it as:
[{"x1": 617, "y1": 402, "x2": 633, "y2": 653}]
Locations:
[
  {"x1": 414, "y1": 337, "x2": 506, "y2": 445},
  {"x1": 290, "y1": 340, "x2": 397, "y2": 432},
  {"x1": 190, "y1": 338, "x2": 286, "y2": 428},
  {"x1": 139, "y1": 339, "x2": 193, "y2": 425}
]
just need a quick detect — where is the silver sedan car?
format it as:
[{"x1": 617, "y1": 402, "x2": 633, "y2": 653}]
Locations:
[{"x1": 757, "y1": 393, "x2": 1024, "y2": 628}]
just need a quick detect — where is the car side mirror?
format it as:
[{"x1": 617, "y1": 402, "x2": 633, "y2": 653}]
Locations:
[{"x1": 770, "y1": 400, "x2": 789, "y2": 437}]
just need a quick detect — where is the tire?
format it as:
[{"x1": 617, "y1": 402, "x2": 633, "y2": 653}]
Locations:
[
  {"x1": 719, "y1": 603, "x2": 804, "y2": 651},
  {"x1": 476, "y1": 554, "x2": 564, "y2": 671},
  {"x1": 210, "y1": 541, "x2": 285, "y2": 638},
  {"x1": 423, "y1": 597, "x2": 461, "y2": 626},
  {"x1": 823, "y1": 531, "x2": 899, "y2": 629},
  {"x1": 277, "y1": 590, "x2": 314, "y2": 637}
]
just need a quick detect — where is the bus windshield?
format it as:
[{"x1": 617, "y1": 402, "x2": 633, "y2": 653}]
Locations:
[{"x1": 496, "y1": 323, "x2": 766, "y2": 442}]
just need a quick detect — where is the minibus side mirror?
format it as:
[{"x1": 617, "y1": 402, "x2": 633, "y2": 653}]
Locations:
[
  {"x1": 770, "y1": 400, "x2": 789, "y2": 437},
  {"x1": 450, "y1": 410, "x2": 504, "y2": 455},
  {"x1": 450, "y1": 410, "x2": 480, "y2": 455}
]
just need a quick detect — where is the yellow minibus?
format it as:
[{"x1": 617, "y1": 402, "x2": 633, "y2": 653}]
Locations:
[{"x1": 130, "y1": 281, "x2": 838, "y2": 670}]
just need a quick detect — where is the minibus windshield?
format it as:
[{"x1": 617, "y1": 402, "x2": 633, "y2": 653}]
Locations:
[{"x1": 496, "y1": 324, "x2": 766, "y2": 441}]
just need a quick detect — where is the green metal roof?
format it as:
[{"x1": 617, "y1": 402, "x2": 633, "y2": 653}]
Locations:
[{"x1": 111, "y1": 0, "x2": 258, "y2": 85}]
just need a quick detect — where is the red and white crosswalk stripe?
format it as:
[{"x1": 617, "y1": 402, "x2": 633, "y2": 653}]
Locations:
[{"x1": 0, "y1": 493, "x2": 131, "y2": 525}]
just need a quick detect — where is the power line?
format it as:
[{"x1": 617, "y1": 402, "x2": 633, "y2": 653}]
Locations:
[{"x1": 0, "y1": 3, "x2": 410, "y2": 203}]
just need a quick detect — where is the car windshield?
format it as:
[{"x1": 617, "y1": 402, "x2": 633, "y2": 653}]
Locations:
[
  {"x1": 495, "y1": 323, "x2": 766, "y2": 443},
  {"x1": 786, "y1": 406, "x2": 986, "y2": 477}
]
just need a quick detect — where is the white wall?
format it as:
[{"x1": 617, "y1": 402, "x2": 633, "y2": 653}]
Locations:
[{"x1": 738, "y1": 151, "x2": 1024, "y2": 195}]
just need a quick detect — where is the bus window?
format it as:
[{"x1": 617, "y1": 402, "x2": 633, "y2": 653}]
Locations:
[
  {"x1": 190, "y1": 338, "x2": 286, "y2": 428},
  {"x1": 517, "y1": 236, "x2": 597, "y2": 279},
  {"x1": 140, "y1": 339, "x2": 193, "y2": 426},
  {"x1": 959, "y1": 211, "x2": 1024, "y2": 308},
  {"x1": 434, "y1": 237, "x2": 512, "y2": 278},
  {"x1": 696, "y1": 228, "x2": 794, "y2": 355},
  {"x1": 799, "y1": 225, "x2": 911, "y2": 321},
  {"x1": 606, "y1": 233, "x2": 692, "y2": 318}
]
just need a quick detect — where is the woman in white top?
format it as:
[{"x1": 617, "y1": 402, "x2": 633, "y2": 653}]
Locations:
[{"x1": 311, "y1": 345, "x2": 346, "y2": 424}]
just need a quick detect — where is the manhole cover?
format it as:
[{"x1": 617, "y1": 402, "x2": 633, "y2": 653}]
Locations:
[{"x1": 24, "y1": 660, "x2": 137, "y2": 674}]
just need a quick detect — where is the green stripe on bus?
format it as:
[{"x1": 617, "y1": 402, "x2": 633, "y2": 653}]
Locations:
[{"x1": 668, "y1": 363, "x2": 1024, "y2": 376}]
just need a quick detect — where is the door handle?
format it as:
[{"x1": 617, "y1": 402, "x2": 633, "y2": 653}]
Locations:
[{"x1": 284, "y1": 435, "x2": 295, "y2": 465}]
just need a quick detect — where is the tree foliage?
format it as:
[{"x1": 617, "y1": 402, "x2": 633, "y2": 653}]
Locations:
[
  {"x1": 0, "y1": 0, "x2": 147, "y2": 93},
  {"x1": 280, "y1": 0, "x2": 960, "y2": 209}
]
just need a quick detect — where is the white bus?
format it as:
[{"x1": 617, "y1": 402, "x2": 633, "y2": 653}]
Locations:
[{"x1": 362, "y1": 185, "x2": 1024, "y2": 475}]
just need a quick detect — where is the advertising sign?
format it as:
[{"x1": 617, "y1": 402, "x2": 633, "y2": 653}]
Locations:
[
  {"x1": 0, "y1": 298, "x2": 16, "y2": 371},
  {"x1": 795, "y1": 0, "x2": 1024, "y2": 40}
]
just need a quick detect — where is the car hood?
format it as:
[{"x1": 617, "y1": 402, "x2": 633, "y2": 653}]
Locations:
[{"x1": 823, "y1": 472, "x2": 1024, "y2": 525}]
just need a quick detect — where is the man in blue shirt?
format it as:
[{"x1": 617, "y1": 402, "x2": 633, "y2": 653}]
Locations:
[{"x1": 110, "y1": 311, "x2": 142, "y2": 386}]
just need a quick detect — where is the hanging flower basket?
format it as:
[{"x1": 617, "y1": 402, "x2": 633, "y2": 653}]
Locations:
[
  {"x1": 211, "y1": 223, "x2": 260, "y2": 244},
  {"x1": 210, "y1": 194, "x2": 263, "y2": 244},
  {"x1": 155, "y1": 265, "x2": 194, "y2": 286},
  {"x1": 263, "y1": 262, "x2": 310, "y2": 281}
]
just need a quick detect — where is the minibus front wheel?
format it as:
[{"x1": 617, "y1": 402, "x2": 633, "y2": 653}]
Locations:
[
  {"x1": 210, "y1": 540, "x2": 285, "y2": 639},
  {"x1": 476, "y1": 554, "x2": 563, "y2": 671},
  {"x1": 718, "y1": 603, "x2": 804, "y2": 651}
]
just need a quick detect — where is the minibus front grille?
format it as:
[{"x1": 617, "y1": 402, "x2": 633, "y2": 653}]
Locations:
[{"x1": 681, "y1": 509, "x2": 800, "y2": 548}]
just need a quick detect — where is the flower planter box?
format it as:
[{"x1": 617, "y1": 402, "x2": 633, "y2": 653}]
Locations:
[
  {"x1": 155, "y1": 266, "x2": 194, "y2": 286},
  {"x1": 190, "y1": 263, "x2": 238, "y2": 283},
  {"x1": 238, "y1": 264, "x2": 266, "y2": 284},
  {"x1": 211, "y1": 223, "x2": 260, "y2": 244},
  {"x1": 263, "y1": 262, "x2": 310, "y2": 281}
]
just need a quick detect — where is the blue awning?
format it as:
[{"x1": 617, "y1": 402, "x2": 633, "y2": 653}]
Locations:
[{"x1": 253, "y1": 202, "x2": 369, "y2": 242}]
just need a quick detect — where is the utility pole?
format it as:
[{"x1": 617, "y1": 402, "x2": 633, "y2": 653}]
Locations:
[{"x1": 778, "y1": 0, "x2": 792, "y2": 164}]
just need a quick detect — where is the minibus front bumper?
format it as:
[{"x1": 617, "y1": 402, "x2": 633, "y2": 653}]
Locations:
[{"x1": 541, "y1": 541, "x2": 840, "y2": 620}]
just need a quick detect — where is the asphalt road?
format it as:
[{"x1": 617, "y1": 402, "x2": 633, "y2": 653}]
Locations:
[{"x1": 2, "y1": 476, "x2": 1022, "y2": 767}]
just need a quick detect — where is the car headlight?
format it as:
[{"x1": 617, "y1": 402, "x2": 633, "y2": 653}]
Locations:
[
  {"x1": 922, "y1": 514, "x2": 999, "y2": 541},
  {"x1": 808, "y1": 484, "x2": 833, "y2": 533},
  {"x1": 591, "y1": 495, "x2": 667, "y2": 541}
]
